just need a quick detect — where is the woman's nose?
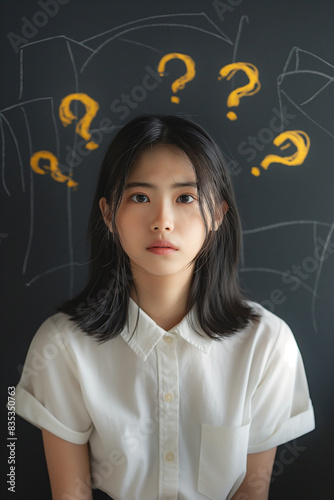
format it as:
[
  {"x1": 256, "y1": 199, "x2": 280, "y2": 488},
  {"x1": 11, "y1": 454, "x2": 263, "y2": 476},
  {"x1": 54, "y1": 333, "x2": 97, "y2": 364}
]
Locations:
[{"x1": 151, "y1": 201, "x2": 174, "y2": 232}]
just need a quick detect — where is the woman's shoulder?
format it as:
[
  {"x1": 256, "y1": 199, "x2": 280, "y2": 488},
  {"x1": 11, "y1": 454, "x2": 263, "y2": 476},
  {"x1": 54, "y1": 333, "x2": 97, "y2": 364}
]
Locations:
[
  {"x1": 216, "y1": 302, "x2": 305, "y2": 389},
  {"x1": 247, "y1": 301, "x2": 285, "y2": 327},
  {"x1": 240, "y1": 301, "x2": 297, "y2": 352},
  {"x1": 29, "y1": 312, "x2": 87, "y2": 350},
  {"x1": 36, "y1": 311, "x2": 81, "y2": 333}
]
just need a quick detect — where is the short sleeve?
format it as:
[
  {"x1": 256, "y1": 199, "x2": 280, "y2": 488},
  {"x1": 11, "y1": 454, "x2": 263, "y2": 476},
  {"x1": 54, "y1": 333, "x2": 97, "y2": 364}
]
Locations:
[
  {"x1": 248, "y1": 320, "x2": 315, "y2": 453},
  {"x1": 15, "y1": 315, "x2": 93, "y2": 444}
]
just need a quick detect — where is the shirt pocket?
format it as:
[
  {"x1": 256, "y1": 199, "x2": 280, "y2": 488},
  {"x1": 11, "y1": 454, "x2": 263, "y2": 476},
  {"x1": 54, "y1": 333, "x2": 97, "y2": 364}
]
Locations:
[{"x1": 198, "y1": 422, "x2": 250, "y2": 500}]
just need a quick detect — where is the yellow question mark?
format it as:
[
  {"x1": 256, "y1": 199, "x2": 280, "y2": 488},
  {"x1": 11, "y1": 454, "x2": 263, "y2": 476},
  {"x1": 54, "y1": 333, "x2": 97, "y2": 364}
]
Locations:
[
  {"x1": 158, "y1": 53, "x2": 196, "y2": 103},
  {"x1": 59, "y1": 93, "x2": 100, "y2": 150},
  {"x1": 218, "y1": 62, "x2": 261, "y2": 120},
  {"x1": 30, "y1": 150, "x2": 78, "y2": 188},
  {"x1": 251, "y1": 130, "x2": 311, "y2": 176}
]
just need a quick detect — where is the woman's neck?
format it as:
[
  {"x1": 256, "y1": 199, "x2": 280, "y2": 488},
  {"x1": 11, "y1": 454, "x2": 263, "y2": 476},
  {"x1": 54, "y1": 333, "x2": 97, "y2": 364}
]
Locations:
[{"x1": 130, "y1": 267, "x2": 194, "y2": 331}]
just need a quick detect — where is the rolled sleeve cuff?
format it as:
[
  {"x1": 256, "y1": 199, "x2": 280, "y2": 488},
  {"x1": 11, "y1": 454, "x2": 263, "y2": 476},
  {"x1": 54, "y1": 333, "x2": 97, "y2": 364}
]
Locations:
[
  {"x1": 248, "y1": 400, "x2": 315, "y2": 454},
  {"x1": 15, "y1": 386, "x2": 93, "y2": 445}
]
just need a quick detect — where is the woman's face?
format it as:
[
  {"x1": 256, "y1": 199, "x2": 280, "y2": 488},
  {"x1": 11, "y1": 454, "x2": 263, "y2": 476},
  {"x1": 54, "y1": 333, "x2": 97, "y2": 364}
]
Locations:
[{"x1": 111, "y1": 144, "x2": 207, "y2": 280}]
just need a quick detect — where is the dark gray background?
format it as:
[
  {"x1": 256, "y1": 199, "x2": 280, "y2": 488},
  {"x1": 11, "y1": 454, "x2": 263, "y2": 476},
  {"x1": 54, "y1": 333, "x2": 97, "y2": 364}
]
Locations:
[{"x1": 1, "y1": 0, "x2": 333, "y2": 498}]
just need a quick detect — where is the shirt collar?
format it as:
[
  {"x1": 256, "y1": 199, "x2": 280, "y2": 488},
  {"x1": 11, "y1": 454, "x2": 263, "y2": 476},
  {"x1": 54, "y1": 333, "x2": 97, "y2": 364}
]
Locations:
[{"x1": 121, "y1": 299, "x2": 213, "y2": 361}]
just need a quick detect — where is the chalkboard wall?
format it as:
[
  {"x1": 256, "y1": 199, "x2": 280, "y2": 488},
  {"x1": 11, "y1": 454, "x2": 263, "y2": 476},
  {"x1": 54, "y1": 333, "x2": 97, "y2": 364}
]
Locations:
[{"x1": 1, "y1": 0, "x2": 333, "y2": 498}]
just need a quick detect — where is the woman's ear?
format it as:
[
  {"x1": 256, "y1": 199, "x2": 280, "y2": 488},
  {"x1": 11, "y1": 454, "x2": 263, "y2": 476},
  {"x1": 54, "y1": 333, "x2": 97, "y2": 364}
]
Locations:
[
  {"x1": 99, "y1": 197, "x2": 113, "y2": 231},
  {"x1": 213, "y1": 201, "x2": 228, "y2": 231}
]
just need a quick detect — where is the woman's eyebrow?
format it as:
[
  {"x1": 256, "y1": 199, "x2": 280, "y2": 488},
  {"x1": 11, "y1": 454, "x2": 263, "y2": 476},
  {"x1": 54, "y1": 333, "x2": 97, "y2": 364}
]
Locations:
[{"x1": 124, "y1": 181, "x2": 198, "y2": 190}]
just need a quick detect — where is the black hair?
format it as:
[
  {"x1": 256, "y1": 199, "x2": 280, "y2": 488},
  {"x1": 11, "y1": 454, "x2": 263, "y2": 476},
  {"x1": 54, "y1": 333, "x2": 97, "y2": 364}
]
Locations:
[{"x1": 59, "y1": 114, "x2": 259, "y2": 341}]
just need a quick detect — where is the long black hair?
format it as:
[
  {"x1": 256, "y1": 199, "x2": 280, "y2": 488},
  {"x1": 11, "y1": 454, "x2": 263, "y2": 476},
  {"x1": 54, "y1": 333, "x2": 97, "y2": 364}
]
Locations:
[{"x1": 59, "y1": 114, "x2": 259, "y2": 341}]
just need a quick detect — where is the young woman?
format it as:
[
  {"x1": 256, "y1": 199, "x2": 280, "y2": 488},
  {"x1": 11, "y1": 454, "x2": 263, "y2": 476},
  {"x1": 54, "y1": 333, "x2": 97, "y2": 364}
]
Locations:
[{"x1": 15, "y1": 115, "x2": 315, "y2": 500}]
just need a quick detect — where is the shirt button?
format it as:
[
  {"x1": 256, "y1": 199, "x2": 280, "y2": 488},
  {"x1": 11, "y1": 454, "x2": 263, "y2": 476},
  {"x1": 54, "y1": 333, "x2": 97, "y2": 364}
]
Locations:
[
  {"x1": 164, "y1": 392, "x2": 173, "y2": 402},
  {"x1": 165, "y1": 452, "x2": 175, "y2": 461},
  {"x1": 164, "y1": 335, "x2": 173, "y2": 343}
]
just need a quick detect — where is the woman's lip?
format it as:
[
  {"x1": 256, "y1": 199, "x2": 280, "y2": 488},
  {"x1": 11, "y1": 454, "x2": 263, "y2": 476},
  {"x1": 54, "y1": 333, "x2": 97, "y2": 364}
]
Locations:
[
  {"x1": 146, "y1": 240, "x2": 178, "y2": 250},
  {"x1": 147, "y1": 247, "x2": 178, "y2": 255}
]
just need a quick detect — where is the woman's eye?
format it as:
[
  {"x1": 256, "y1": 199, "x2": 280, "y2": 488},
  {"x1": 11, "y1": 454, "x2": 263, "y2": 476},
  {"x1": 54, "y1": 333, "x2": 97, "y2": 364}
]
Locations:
[
  {"x1": 177, "y1": 194, "x2": 195, "y2": 204},
  {"x1": 130, "y1": 194, "x2": 149, "y2": 203}
]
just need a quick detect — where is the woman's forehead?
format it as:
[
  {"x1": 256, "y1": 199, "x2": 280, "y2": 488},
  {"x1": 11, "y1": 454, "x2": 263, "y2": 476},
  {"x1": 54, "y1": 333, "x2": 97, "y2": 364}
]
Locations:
[{"x1": 128, "y1": 143, "x2": 196, "y2": 181}]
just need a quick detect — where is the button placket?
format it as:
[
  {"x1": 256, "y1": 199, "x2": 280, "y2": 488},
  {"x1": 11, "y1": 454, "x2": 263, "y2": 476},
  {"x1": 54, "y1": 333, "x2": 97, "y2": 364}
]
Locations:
[{"x1": 157, "y1": 335, "x2": 179, "y2": 499}]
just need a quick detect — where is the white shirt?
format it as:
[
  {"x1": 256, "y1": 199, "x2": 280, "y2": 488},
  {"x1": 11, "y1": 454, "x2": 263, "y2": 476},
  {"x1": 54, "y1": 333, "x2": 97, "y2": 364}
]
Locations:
[{"x1": 15, "y1": 300, "x2": 315, "y2": 500}]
